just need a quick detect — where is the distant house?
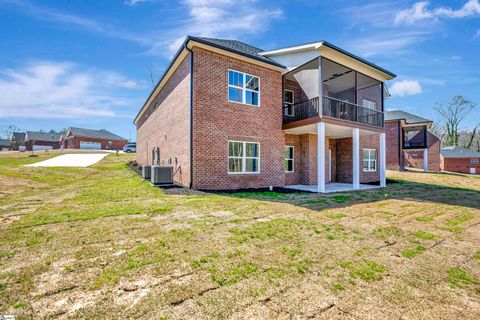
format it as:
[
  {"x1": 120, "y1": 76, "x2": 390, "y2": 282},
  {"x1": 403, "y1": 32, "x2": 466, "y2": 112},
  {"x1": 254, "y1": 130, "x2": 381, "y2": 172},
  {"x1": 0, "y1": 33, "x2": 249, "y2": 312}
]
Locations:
[
  {"x1": 24, "y1": 131, "x2": 64, "y2": 151},
  {"x1": 10, "y1": 132, "x2": 26, "y2": 150},
  {"x1": 0, "y1": 139, "x2": 10, "y2": 151},
  {"x1": 385, "y1": 110, "x2": 440, "y2": 172},
  {"x1": 63, "y1": 127, "x2": 127, "y2": 150},
  {"x1": 441, "y1": 146, "x2": 480, "y2": 175}
]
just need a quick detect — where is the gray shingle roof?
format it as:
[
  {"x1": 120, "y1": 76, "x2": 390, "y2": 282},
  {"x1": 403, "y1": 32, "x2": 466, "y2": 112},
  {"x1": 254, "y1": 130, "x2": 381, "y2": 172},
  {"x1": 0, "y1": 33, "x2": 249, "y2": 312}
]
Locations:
[
  {"x1": 68, "y1": 127, "x2": 126, "y2": 141},
  {"x1": 25, "y1": 131, "x2": 64, "y2": 142},
  {"x1": 441, "y1": 146, "x2": 480, "y2": 158},
  {"x1": 189, "y1": 36, "x2": 285, "y2": 68},
  {"x1": 0, "y1": 139, "x2": 10, "y2": 146},
  {"x1": 11, "y1": 132, "x2": 25, "y2": 142},
  {"x1": 385, "y1": 110, "x2": 432, "y2": 125}
]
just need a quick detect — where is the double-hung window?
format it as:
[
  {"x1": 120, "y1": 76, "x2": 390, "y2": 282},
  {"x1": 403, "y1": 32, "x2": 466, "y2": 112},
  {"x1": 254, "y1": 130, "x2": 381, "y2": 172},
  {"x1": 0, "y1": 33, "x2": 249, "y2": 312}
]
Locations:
[
  {"x1": 284, "y1": 90, "x2": 294, "y2": 116},
  {"x1": 228, "y1": 70, "x2": 260, "y2": 106},
  {"x1": 228, "y1": 141, "x2": 260, "y2": 173},
  {"x1": 285, "y1": 146, "x2": 294, "y2": 172},
  {"x1": 362, "y1": 99, "x2": 376, "y2": 110},
  {"x1": 363, "y1": 149, "x2": 377, "y2": 172}
]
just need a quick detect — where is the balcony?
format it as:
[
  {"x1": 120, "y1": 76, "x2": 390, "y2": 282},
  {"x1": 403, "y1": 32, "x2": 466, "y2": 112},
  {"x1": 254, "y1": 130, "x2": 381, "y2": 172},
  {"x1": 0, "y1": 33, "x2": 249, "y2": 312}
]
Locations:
[{"x1": 283, "y1": 96, "x2": 384, "y2": 128}]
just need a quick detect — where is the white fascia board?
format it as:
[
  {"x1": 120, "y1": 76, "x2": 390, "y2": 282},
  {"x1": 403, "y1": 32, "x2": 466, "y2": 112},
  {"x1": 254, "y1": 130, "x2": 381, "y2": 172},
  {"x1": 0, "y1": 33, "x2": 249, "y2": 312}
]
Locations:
[{"x1": 259, "y1": 42, "x2": 323, "y2": 56}]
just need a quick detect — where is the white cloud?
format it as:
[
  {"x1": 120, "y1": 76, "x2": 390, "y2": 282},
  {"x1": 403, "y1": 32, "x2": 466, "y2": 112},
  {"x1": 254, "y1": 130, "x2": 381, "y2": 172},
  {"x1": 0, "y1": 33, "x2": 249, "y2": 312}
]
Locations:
[
  {"x1": 348, "y1": 31, "x2": 428, "y2": 57},
  {"x1": 395, "y1": 0, "x2": 480, "y2": 25},
  {"x1": 476, "y1": 30, "x2": 480, "y2": 38},
  {"x1": 0, "y1": 62, "x2": 145, "y2": 119},
  {"x1": 146, "y1": 0, "x2": 283, "y2": 56},
  {"x1": 124, "y1": 0, "x2": 153, "y2": 6},
  {"x1": 389, "y1": 80, "x2": 423, "y2": 97}
]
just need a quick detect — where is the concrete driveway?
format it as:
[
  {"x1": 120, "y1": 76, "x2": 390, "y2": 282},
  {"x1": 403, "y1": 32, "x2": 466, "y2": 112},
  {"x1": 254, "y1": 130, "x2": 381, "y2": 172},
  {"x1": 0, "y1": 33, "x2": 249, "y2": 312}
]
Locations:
[{"x1": 25, "y1": 153, "x2": 109, "y2": 167}]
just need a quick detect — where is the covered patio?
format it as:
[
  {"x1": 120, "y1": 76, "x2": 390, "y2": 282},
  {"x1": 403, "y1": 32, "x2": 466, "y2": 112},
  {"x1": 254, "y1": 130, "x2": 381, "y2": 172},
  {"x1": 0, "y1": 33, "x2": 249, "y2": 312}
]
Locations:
[{"x1": 286, "y1": 182, "x2": 380, "y2": 193}]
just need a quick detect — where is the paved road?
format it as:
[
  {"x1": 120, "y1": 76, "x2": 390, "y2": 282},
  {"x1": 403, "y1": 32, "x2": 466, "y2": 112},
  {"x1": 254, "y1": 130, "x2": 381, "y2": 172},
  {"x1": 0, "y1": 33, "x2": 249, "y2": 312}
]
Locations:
[{"x1": 25, "y1": 153, "x2": 109, "y2": 167}]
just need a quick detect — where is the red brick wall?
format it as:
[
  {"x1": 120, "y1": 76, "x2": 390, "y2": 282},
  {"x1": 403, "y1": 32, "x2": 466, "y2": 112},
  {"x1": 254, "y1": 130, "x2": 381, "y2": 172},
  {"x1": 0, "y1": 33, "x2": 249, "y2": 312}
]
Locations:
[
  {"x1": 136, "y1": 54, "x2": 191, "y2": 187},
  {"x1": 284, "y1": 79, "x2": 309, "y2": 104},
  {"x1": 386, "y1": 121, "x2": 402, "y2": 170},
  {"x1": 336, "y1": 138, "x2": 353, "y2": 183},
  {"x1": 191, "y1": 47, "x2": 285, "y2": 190},
  {"x1": 404, "y1": 132, "x2": 441, "y2": 171},
  {"x1": 441, "y1": 157, "x2": 480, "y2": 174},
  {"x1": 65, "y1": 137, "x2": 127, "y2": 150},
  {"x1": 285, "y1": 134, "x2": 301, "y2": 185}
]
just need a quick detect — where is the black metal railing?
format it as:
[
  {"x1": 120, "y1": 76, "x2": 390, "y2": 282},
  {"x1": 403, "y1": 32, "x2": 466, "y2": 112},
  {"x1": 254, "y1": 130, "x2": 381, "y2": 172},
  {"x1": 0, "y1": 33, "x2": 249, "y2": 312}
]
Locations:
[
  {"x1": 283, "y1": 97, "x2": 319, "y2": 124},
  {"x1": 322, "y1": 96, "x2": 384, "y2": 127},
  {"x1": 283, "y1": 96, "x2": 384, "y2": 127}
]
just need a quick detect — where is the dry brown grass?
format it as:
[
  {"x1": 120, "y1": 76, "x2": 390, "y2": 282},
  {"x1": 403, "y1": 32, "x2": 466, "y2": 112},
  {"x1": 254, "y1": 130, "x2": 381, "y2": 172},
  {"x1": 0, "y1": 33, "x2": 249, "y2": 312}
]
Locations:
[{"x1": 0, "y1": 151, "x2": 479, "y2": 319}]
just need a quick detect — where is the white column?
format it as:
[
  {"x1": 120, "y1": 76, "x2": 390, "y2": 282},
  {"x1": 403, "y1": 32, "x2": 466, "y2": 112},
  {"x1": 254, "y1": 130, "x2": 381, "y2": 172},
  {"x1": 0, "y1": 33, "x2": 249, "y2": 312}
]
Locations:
[
  {"x1": 423, "y1": 148, "x2": 428, "y2": 172},
  {"x1": 317, "y1": 122, "x2": 326, "y2": 193},
  {"x1": 380, "y1": 132, "x2": 386, "y2": 187},
  {"x1": 352, "y1": 128, "x2": 360, "y2": 189},
  {"x1": 318, "y1": 56, "x2": 323, "y2": 116}
]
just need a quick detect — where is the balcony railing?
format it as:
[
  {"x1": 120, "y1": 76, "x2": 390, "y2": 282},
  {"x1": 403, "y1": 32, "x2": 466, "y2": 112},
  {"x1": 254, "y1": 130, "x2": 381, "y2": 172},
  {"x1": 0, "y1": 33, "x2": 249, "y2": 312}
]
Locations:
[{"x1": 283, "y1": 96, "x2": 384, "y2": 127}]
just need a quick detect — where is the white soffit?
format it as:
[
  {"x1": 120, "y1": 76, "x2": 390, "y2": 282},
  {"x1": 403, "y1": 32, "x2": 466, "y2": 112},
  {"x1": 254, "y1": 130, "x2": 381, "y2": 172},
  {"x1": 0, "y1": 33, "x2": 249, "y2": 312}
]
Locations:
[{"x1": 267, "y1": 50, "x2": 321, "y2": 71}]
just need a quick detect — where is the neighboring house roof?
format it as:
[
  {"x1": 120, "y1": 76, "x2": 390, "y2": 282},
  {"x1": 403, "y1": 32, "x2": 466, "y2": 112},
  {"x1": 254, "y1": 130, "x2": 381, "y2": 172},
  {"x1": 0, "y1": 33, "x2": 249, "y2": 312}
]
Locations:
[
  {"x1": 190, "y1": 36, "x2": 285, "y2": 68},
  {"x1": 0, "y1": 139, "x2": 10, "y2": 146},
  {"x1": 385, "y1": 110, "x2": 432, "y2": 125},
  {"x1": 441, "y1": 146, "x2": 480, "y2": 158},
  {"x1": 25, "y1": 131, "x2": 64, "y2": 142},
  {"x1": 67, "y1": 127, "x2": 126, "y2": 141},
  {"x1": 11, "y1": 132, "x2": 26, "y2": 142}
]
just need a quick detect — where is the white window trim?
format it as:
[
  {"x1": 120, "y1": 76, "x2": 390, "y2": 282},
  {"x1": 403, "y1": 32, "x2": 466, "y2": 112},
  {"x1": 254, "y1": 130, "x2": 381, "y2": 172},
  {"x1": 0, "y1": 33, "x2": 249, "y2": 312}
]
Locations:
[
  {"x1": 284, "y1": 89, "x2": 294, "y2": 116},
  {"x1": 285, "y1": 146, "x2": 294, "y2": 172},
  {"x1": 363, "y1": 148, "x2": 377, "y2": 172},
  {"x1": 227, "y1": 69, "x2": 261, "y2": 107},
  {"x1": 228, "y1": 140, "x2": 261, "y2": 174}
]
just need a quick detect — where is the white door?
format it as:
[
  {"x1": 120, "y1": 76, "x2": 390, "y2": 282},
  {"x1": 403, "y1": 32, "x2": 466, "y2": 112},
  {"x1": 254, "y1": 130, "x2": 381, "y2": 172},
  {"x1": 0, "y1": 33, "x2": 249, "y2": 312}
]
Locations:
[
  {"x1": 80, "y1": 141, "x2": 101, "y2": 150},
  {"x1": 470, "y1": 168, "x2": 476, "y2": 174},
  {"x1": 33, "y1": 145, "x2": 53, "y2": 151},
  {"x1": 328, "y1": 149, "x2": 332, "y2": 182}
]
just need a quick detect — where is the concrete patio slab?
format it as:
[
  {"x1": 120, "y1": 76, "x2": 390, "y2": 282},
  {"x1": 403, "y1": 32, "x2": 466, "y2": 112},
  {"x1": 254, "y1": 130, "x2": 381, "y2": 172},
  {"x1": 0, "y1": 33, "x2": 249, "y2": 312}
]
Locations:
[
  {"x1": 286, "y1": 182, "x2": 380, "y2": 193},
  {"x1": 25, "y1": 153, "x2": 109, "y2": 167}
]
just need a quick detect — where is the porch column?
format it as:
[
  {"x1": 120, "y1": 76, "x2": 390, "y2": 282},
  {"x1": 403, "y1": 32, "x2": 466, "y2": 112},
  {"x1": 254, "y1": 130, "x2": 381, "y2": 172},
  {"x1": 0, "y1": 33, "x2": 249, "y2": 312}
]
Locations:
[
  {"x1": 380, "y1": 132, "x2": 386, "y2": 187},
  {"x1": 317, "y1": 122, "x2": 326, "y2": 193},
  {"x1": 423, "y1": 148, "x2": 428, "y2": 172},
  {"x1": 318, "y1": 56, "x2": 323, "y2": 116},
  {"x1": 352, "y1": 128, "x2": 360, "y2": 189}
]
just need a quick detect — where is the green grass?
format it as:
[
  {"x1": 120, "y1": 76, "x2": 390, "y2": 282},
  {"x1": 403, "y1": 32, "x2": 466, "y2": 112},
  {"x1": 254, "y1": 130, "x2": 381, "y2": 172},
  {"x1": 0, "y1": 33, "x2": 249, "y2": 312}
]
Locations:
[
  {"x1": 444, "y1": 213, "x2": 474, "y2": 232},
  {"x1": 414, "y1": 231, "x2": 437, "y2": 240},
  {"x1": 340, "y1": 259, "x2": 387, "y2": 281},
  {"x1": 447, "y1": 267, "x2": 479, "y2": 288},
  {"x1": 402, "y1": 245, "x2": 425, "y2": 258}
]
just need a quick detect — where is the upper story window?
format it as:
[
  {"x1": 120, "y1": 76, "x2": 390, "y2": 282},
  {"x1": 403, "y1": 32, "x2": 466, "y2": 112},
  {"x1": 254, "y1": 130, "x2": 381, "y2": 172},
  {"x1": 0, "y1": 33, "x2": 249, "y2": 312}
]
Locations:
[
  {"x1": 363, "y1": 148, "x2": 377, "y2": 172},
  {"x1": 228, "y1": 70, "x2": 260, "y2": 107},
  {"x1": 228, "y1": 141, "x2": 260, "y2": 174},
  {"x1": 284, "y1": 90, "x2": 294, "y2": 116},
  {"x1": 362, "y1": 99, "x2": 377, "y2": 110}
]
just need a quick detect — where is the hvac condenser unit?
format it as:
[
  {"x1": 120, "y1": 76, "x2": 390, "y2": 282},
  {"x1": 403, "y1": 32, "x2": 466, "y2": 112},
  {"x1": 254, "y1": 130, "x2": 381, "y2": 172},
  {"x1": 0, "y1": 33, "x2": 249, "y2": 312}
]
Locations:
[
  {"x1": 142, "y1": 165, "x2": 152, "y2": 180},
  {"x1": 151, "y1": 166, "x2": 173, "y2": 186}
]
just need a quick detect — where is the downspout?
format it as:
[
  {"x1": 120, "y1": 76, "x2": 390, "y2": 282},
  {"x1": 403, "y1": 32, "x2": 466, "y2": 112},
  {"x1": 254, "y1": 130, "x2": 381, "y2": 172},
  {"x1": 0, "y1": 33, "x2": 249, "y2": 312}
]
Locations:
[{"x1": 185, "y1": 43, "x2": 194, "y2": 189}]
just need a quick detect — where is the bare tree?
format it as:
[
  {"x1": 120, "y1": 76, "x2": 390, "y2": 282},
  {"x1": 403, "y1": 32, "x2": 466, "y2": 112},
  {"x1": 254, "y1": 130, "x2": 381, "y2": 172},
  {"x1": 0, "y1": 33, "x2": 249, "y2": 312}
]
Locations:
[
  {"x1": 146, "y1": 64, "x2": 156, "y2": 87},
  {"x1": 464, "y1": 125, "x2": 479, "y2": 150},
  {"x1": 2, "y1": 124, "x2": 20, "y2": 140},
  {"x1": 430, "y1": 122, "x2": 446, "y2": 146},
  {"x1": 434, "y1": 96, "x2": 476, "y2": 146}
]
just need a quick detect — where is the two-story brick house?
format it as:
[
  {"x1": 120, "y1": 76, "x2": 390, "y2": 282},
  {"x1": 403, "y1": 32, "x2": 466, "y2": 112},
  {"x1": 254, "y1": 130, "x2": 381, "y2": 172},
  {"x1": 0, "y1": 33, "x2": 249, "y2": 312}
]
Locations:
[{"x1": 134, "y1": 36, "x2": 396, "y2": 192}]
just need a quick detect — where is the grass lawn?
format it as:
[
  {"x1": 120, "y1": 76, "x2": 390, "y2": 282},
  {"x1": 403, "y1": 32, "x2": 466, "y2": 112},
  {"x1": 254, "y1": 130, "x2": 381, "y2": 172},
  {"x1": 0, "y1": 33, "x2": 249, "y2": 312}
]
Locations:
[{"x1": 1, "y1": 151, "x2": 479, "y2": 319}]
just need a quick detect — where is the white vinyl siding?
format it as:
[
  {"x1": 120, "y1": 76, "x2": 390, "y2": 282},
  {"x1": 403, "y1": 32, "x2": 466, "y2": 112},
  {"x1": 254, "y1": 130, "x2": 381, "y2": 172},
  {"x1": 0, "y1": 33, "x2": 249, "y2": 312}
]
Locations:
[
  {"x1": 228, "y1": 70, "x2": 260, "y2": 107},
  {"x1": 228, "y1": 141, "x2": 260, "y2": 174},
  {"x1": 363, "y1": 148, "x2": 377, "y2": 172}
]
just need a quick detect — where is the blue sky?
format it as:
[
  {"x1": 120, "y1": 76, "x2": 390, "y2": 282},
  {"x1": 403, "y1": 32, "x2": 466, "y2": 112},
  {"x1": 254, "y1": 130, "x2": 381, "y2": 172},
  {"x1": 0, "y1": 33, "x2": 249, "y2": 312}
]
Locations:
[{"x1": 1, "y1": 0, "x2": 479, "y2": 140}]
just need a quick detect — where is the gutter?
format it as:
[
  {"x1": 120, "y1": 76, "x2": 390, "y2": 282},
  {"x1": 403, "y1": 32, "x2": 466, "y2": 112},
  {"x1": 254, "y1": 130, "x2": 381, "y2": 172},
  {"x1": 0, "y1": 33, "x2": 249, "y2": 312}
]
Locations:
[{"x1": 185, "y1": 44, "x2": 194, "y2": 189}]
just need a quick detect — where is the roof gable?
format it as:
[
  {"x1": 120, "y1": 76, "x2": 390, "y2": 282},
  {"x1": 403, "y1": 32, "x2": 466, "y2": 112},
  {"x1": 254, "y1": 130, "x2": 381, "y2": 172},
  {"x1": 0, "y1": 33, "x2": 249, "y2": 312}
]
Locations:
[
  {"x1": 68, "y1": 127, "x2": 126, "y2": 141},
  {"x1": 441, "y1": 146, "x2": 480, "y2": 158},
  {"x1": 385, "y1": 110, "x2": 432, "y2": 126}
]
